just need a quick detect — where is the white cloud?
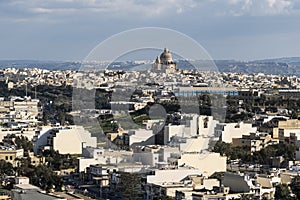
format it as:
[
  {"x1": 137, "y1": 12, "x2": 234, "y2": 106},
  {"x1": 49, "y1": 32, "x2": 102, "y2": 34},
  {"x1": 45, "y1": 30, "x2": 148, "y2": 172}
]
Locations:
[
  {"x1": 0, "y1": 0, "x2": 297, "y2": 24},
  {"x1": 18, "y1": 0, "x2": 200, "y2": 16},
  {"x1": 225, "y1": 0, "x2": 294, "y2": 16},
  {"x1": 31, "y1": 7, "x2": 53, "y2": 14}
]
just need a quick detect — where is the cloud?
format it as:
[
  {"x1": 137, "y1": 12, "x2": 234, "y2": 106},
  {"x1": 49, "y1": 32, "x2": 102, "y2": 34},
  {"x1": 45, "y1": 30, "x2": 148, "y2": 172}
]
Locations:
[
  {"x1": 0, "y1": 0, "x2": 200, "y2": 20},
  {"x1": 0, "y1": 0, "x2": 297, "y2": 24},
  {"x1": 225, "y1": 0, "x2": 294, "y2": 16},
  {"x1": 31, "y1": 7, "x2": 54, "y2": 14},
  {"x1": 0, "y1": 0, "x2": 299, "y2": 60}
]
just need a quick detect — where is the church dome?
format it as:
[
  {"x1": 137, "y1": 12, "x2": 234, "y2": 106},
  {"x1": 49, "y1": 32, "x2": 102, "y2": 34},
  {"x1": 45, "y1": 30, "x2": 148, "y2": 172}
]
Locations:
[{"x1": 160, "y1": 48, "x2": 173, "y2": 63}]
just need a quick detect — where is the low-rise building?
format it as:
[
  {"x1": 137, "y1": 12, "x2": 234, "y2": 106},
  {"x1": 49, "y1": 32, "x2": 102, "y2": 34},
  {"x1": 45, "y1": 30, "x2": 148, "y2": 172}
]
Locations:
[
  {"x1": 216, "y1": 122, "x2": 257, "y2": 143},
  {"x1": 146, "y1": 168, "x2": 203, "y2": 199},
  {"x1": 0, "y1": 146, "x2": 23, "y2": 167},
  {"x1": 78, "y1": 147, "x2": 132, "y2": 172},
  {"x1": 177, "y1": 153, "x2": 226, "y2": 177},
  {"x1": 34, "y1": 125, "x2": 97, "y2": 155},
  {"x1": 232, "y1": 132, "x2": 277, "y2": 152}
]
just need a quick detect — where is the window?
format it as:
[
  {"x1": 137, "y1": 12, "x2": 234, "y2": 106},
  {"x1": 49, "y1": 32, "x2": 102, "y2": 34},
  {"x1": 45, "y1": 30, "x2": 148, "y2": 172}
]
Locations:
[
  {"x1": 204, "y1": 117, "x2": 208, "y2": 128},
  {"x1": 204, "y1": 121, "x2": 208, "y2": 128},
  {"x1": 10, "y1": 156, "x2": 13, "y2": 160},
  {"x1": 5, "y1": 156, "x2": 8, "y2": 160}
]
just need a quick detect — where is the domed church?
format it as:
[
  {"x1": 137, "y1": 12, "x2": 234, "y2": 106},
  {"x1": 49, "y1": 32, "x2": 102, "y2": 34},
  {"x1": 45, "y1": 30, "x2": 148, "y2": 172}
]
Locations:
[{"x1": 152, "y1": 48, "x2": 177, "y2": 74}]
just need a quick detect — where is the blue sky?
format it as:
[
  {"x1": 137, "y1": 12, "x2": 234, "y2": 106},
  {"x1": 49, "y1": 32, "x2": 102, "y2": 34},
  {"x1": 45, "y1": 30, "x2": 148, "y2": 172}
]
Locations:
[{"x1": 0, "y1": 0, "x2": 299, "y2": 61}]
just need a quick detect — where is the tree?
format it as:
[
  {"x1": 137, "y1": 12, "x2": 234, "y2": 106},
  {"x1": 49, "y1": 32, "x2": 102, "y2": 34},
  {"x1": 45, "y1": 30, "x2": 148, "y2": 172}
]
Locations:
[
  {"x1": 291, "y1": 110, "x2": 298, "y2": 119},
  {"x1": 14, "y1": 157, "x2": 63, "y2": 192},
  {"x1": 14, "y1": 135, "x2": 33, "y2": 156},
  {"x1": 15, "y1": 157, "x2": 32, "y2": 176},
  {"x1": 213, "y1": 140, "x2": 250, "y2": 161},
  {"x1": 114, "y1": 172, "x2": 143, "y2": 200},
  {"x1": 0, "y1": 160, "x2": 15, "y2": 190},
  {"x1": 58, "y1": 110, "x2": 65, "y2": 126},
  {"x1": 27, "y1": 165, "x2": 63, "y2": 192},
  {"x1": 41, "y1": 149, "x2": 77, "y2": 170},
  {"x1": 42, "y1": 109, "x2": 50, "y2": 125},
  {"x1": 275, "y1": 184, "x2": 292, "y2": 200},
  {"x1": 0, "y1": 160, "x2": 14, "y2": 176},
  {"x1": 290, "y1": 176, "x2": 300, "y2": 199},
  {"x1": 213, "y1": 141, "x2": 231, "y2": 157}
]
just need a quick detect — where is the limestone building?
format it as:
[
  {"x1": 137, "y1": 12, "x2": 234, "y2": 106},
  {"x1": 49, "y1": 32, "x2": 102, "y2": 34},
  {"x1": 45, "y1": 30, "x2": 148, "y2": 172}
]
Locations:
[
  {"x1": 0, "y1": 147, "x2": 23, "y2": 167},
  {"x1": 152, "y1": 48, "x2": 177, "y2": 74}
]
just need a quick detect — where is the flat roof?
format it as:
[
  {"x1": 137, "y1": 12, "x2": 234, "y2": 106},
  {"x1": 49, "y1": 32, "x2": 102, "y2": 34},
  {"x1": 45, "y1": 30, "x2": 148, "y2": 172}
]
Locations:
[
  {"x1": 178, "y1": 87, "x2": 237, "y2": 91},
  {"x1": 12, "y1": 190, "x2": 65, "y2": 200},
  {"x1": 14, "y1": 184, "x2": 41, "y2": 190}
]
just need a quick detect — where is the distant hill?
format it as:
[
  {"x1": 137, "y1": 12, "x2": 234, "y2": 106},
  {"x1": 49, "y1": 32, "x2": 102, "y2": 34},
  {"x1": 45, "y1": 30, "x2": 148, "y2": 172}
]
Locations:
[
  {"x1": 214, "y1": 59, "x2": 299, "y2": 75},
  {"x1": 0, "y1": 60, "x2": 80, "y2": 70},
  {"x1": 0, "y1": 57, "x2": 300, "y2": 76},
  {"x1": 254, "y1": 57, "x2": 300, "y2": 65}
]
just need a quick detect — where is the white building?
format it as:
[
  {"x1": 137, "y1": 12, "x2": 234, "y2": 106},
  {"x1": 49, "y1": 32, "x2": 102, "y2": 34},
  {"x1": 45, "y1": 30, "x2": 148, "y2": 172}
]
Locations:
[
  {"x1": 33, "y1": 125, "x2": 97, "y2": 155},
  {"x1": 15, "y1": 177, "x2": 30, "y2": 185},
  {"x1": 178, "y1": 153, "x2": 226, "y2": 177},
  {"x1": 165, "y1": 114, "x2": 200, "y2": 143},
  {"x1": 78, "y1": 147, "x2": 132, "y2": 172},
  {"x1": 165, "y1": 124, "x2": 185, "y2": 142},
  {"x1": 133, "y1": 152, "x2": 159, "y2": 167},
  {"x1": 216, "y1": 122, "x2": 257, "y2": 143},
  {"x1": 128, "y1": 129, "x2": 155, "y2": 147},
  {"x1": 32, "y1": 126, "x2": 54, "y2": 154},
  {"x1": 146, "y1": 168, "x2": 202, "y2": 198},
  {"x1": 198, "y1": 115, "x2": 218, "y2": 137},
  {"x1": 179, "y1": 137, "x2": 209, "y2": 153},
  {"x1": 52, "y1": 126, "x2": 97, "y2": 154}
]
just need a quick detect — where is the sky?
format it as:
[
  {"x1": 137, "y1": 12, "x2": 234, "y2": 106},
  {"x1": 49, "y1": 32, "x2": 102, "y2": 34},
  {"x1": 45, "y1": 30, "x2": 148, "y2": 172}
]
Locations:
[{"x1": 0, "y1": 0, "x2": 300, "y2": 61}]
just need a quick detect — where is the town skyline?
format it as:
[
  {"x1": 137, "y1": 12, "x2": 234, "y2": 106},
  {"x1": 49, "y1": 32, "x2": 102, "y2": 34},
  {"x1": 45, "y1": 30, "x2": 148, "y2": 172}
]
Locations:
[
  {"x1": 2, "y1": 1, "x2": 300, "y2": 199},
  {"x1": 1, "y1": 47, "x2": 300, "y2": 199}
]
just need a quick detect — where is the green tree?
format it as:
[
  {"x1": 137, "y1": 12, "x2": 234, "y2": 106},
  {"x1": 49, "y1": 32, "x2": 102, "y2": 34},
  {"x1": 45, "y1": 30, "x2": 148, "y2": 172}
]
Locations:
[
  {"x1": 213, "y1": 141, "x2": 231, "y2": 156},
  {"x1": 0, "y1": 160, "x2": 14, "y2": 176},
  {"x1": 58, "y1": 110, "x2": 65, "y2": 126},
  {"x1": 41, "y1": 149, "x2": 77, "y2": 170},
  {"x1": 291, "y1": 110, "x2": 298, "y2": 119},
  {"x1": 11, "y1": 152, "x2": 65, "y2": 192},
  {"x1": 42, "y1": 109, "x2": 50, "y2": 125},
  {"x1": 14, "y1": 135, "x2": 33, "y2": 156},
  {"x1": 15, "y1": 157, "x2": 32, "y2": 176},
  {"x1": 290, "y1": 176, "x2": 300, "y2": 199},
  {"x1": 275, "y1": 184, "x2": 292, "y2": 200},
  {"x1": 27, "y1": 165, "x2": 63, "y2": 192},
  {"x1": 114, "y1": 172, "x2": 143, "y2": 200}
]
